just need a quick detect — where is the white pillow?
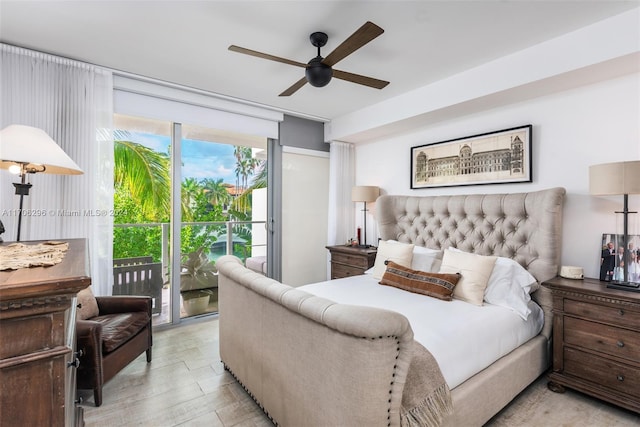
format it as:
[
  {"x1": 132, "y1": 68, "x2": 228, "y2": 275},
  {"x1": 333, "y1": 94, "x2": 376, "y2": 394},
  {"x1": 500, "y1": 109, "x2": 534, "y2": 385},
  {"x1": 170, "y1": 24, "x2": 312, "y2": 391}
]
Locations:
[
  {"x1": 372, "y1": 240, "x2": 414, "y2": 279},
  {"x1": 439, "y1": 249, "x2": 496, "y2": 306},
  {"x1": 386, "y1": 240, "x2": 443, "y2": 272},
  {"x1": 447, "y1": 247, "x2": 537, "y2": 319},
  {"x1": 412, "y1": 245, "x2": 444, "y2": 272}
]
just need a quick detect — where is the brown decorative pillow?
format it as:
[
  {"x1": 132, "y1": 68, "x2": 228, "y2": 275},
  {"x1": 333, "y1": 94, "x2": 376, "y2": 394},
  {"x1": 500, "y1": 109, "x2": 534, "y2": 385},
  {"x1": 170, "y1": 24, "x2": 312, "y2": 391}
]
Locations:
[
  {"x1": 76, "y1": 286, "x2": 99, "y2": 320},
  {"x1": 380, "y1": 261, "x2": 461, "y2": 301}
]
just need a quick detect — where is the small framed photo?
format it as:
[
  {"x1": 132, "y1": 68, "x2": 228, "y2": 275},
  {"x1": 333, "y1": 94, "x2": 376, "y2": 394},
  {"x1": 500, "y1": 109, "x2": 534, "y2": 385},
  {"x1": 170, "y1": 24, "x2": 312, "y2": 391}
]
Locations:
[
  {"x1": 600, "y1": 234, "x2": 640, "y2": 283},
  {"x1": 410, "y1": 125, "x2": 532, "y2": 189}
]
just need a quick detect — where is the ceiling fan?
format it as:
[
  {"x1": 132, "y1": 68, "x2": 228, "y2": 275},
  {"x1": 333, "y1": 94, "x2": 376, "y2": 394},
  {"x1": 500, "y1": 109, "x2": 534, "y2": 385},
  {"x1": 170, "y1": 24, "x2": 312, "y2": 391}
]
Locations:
[{"x1": 228, "y1": 21, "x2": 390, "y2": 96}]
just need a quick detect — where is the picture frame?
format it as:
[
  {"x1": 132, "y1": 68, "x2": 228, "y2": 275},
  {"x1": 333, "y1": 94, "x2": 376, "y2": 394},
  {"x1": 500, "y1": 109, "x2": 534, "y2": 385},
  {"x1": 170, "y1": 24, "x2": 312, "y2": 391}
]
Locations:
[
  {"x1": 600, "y1": 233, "x2": 640, "y2": 283},
  {"x1": 410, "y1": 125, "x2": 532, "y2": 189}
]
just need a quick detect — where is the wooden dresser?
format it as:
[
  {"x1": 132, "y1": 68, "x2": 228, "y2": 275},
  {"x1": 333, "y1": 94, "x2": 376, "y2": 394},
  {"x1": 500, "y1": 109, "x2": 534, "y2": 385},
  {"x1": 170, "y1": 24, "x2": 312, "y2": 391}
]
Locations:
[
  {"x1": 0, "y1": 239, "x2": 90, "y2": 426},
  {"x1": 326, "y1": 245, "x2": 377, "y2": 279},
  {"x1": 543, "y1": 276, "x2": 640, "y2": 413}
]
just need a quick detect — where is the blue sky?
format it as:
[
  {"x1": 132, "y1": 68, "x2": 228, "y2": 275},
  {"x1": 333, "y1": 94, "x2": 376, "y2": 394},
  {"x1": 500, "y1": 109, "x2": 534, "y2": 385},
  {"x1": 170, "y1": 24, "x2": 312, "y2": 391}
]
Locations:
[{"x1": 127, "y1": 132, "x2": 245, "y2": 185}]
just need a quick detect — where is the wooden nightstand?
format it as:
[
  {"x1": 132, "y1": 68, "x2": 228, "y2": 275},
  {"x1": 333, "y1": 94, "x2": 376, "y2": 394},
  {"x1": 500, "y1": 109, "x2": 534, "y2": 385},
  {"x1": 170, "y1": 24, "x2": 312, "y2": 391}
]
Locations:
[
  {"x1": 326, "y1": 245, "x2": 377, "y2": 279},
  {"x1": 543, "y1": 276, "x2": 640, "y2": 413}
]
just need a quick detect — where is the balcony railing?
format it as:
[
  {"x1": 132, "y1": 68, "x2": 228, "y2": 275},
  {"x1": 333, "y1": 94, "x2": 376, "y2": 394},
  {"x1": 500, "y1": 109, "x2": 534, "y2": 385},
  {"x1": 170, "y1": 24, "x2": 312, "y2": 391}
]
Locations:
[{"x1": 113, "y1": 220, "x2": 266, "y2": 322}]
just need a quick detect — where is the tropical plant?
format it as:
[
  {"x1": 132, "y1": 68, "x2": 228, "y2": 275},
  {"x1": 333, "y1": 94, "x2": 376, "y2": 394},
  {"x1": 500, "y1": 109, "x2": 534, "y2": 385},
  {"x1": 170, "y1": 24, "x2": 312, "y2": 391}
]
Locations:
[
  {"x1": 232, "y1": 160, "x2": 266, "y2": 213},
  {"x1": 182, "y1": 177, "x2": 200, "y2": 208},
  {"x1": 233, "y1": 146, "x2": 261, "y2": 212},
  {"x1": 114, "y1": 139, "x2": 171, "y2": 221},
  {"x1": 200, "y1": 178, "x2": 233, "y2": 208},
  {"x1": 112, "y1": 128, "x2": 257, "y2": 264},
  {"x1": 180, "y1": 247, "x2": 217, "y2": 293}
]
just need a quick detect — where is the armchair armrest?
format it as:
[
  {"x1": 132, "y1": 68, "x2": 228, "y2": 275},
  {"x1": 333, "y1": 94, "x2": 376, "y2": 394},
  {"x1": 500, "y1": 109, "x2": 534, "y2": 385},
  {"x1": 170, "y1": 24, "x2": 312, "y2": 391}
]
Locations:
[
  {"x1": 95, "y1": 296, "x2": 152, "y2": 316},
  {"x1": 76, "y1": 319, "x2": 103, "y2": 388},
  {"x1": 76, "y1": 319, "x2": 103, "y2": 342}
]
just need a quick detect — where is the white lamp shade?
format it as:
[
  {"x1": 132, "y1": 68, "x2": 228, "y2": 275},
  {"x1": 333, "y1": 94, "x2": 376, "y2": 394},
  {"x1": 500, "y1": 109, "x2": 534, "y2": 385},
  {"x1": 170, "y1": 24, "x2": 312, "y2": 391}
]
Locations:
[
  {"x1": 589, "y1": 161, "x2": 640, "y2": 195},
  {"x1": 0, "y1": 124, "x2": 83, "y2": 175},
  {"x1": 352, "y1": 186, "x2": 380, "y2": 202}
]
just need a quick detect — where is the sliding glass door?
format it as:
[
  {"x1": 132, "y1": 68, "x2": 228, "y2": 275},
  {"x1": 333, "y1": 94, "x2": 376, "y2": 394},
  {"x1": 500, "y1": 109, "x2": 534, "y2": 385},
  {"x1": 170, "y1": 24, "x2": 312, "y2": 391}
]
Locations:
[
  {"x1": 113, "y1": 114, "x2": 267, "y2": 326},
  {"x1": 178, "y1": 124, "x2": 267, "y2": 321}
]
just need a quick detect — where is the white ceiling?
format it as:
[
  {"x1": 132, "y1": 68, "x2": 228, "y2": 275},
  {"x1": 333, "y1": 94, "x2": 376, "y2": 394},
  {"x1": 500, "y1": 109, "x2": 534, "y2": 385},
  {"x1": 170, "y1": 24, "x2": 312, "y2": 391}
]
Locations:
[{"x1": 0, "y1": 1, "x2": 638, "y2": 121}]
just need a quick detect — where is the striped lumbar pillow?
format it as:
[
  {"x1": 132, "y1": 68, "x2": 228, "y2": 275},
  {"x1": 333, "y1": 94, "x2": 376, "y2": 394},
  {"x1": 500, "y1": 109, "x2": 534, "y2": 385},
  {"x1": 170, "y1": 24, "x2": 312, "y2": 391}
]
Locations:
[{"x1": 380, "y1": 260, "x2": 461, "y2": 301}]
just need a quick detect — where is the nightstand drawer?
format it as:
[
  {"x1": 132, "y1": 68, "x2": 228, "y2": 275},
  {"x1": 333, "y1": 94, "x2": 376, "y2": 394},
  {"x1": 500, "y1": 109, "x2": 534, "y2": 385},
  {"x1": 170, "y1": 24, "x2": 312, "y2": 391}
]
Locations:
[
  {"x1": 565, "y1": 299, "x2": 640, "y2": 330},
  {"x1": 331, "y1": 252, "x2": 371, "y2": 269},
  {"x1": 565, "y1": 317, "x2": 640, "y2": 362},
  {"x1": 331, "y1": 263, "x2": 364, "y2": 279},
  {"x1": 326, "y1": 245, "x2": 377, "y2": 280},
  {"x1": 564, "y1": 347, "x2": 640, "y2": 399}
]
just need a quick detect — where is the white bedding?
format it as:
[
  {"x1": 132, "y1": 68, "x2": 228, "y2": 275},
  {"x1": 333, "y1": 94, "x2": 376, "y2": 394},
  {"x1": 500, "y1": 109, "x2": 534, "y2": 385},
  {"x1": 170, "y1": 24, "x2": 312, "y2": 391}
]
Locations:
[{"x1": 300, "y1": 274, "x2": 544, "y2": 389}]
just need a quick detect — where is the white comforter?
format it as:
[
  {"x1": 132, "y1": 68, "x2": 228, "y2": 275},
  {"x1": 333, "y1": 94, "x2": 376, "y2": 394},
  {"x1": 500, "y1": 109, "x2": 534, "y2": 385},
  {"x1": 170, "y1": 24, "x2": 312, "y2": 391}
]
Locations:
[{"x1": 300, "y1": 274, "x2": 544, "y2": 389}]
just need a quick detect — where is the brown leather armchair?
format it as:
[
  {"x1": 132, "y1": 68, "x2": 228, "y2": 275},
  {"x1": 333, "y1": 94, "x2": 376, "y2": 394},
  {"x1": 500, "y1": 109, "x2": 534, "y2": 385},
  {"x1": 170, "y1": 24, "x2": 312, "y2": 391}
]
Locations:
[{"x1": 76, "y1": 288, "x2": 152, "y2": 406}]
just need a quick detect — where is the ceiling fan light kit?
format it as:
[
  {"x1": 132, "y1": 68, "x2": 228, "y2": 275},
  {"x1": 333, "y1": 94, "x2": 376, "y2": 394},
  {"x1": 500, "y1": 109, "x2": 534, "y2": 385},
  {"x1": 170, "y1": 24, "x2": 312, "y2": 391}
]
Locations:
[{"x1": 229, "y1": 21, "x2": 389, "y2": 96}]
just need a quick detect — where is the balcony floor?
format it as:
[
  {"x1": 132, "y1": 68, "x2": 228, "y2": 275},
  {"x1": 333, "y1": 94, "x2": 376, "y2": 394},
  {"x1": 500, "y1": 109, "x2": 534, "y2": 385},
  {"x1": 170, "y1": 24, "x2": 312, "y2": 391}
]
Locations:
[{"x1": 153, "y1": 286, "x2": 219, "y2": 326}]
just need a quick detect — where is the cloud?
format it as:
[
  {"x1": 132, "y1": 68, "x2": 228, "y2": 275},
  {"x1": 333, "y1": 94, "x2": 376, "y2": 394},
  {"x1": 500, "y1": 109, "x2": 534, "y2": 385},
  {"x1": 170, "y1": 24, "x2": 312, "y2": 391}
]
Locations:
[{"x1": 125, "y1": 132, "x2": 258, "y2": 184}]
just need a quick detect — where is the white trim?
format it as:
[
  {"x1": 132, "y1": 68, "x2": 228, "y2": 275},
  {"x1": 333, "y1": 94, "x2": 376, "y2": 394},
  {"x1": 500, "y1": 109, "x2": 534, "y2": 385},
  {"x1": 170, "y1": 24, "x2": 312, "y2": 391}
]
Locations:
[
  {"x1": 114, "y1": 89, "x2": 280, "y2": 139},
  {"x1": 113, "y1": 73, "x2": 331, "y2": 124},
  {"x1": 114, "y1": 74, "x2": 284, "y2": 123},
  {"x1": 282, "y1": 146, "x2": 330, "y2": 158}
]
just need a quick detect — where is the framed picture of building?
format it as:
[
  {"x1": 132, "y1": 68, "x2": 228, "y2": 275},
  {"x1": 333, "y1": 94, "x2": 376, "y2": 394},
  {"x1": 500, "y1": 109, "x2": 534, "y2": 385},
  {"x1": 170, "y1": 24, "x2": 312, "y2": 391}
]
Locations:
[{"x1": 410, "y1": 125, "x2": 532, "y2": 189}]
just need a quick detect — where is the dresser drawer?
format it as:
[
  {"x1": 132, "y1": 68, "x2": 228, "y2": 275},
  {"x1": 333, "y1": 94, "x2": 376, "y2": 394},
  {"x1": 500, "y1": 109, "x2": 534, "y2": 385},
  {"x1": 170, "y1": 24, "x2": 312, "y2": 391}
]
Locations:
[
  {"x1": 0, "y1": 312, "x2": 65, "y2": 359},
  {"x1": 564, "y1": 347, "x2": 640, "y2": 399},
  {"x1": 331, "y1": 252, "x2": 371, "y2": 269},
  {"x1": 565, "y1": 299, "x2": 640, "y2": 330},
  {"x1": 565, "y1": 317, "x2": 640, "y2": 362},
  {"x1": 331, "y1": 262, "x2": 365, "y2": 279}
]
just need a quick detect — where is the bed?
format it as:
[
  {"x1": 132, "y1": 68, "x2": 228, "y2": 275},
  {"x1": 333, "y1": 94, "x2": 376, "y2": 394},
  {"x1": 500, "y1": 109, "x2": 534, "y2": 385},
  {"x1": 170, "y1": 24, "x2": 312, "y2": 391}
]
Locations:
[{"x1": 217, "y1": 187, "x2": 566, "y2": 426}]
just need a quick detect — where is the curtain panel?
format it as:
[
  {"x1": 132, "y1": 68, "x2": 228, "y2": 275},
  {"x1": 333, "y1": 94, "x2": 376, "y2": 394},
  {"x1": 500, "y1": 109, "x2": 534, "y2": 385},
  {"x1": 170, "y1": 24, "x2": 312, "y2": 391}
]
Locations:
[
  {"x1": 327, "y1": 140, "x2": 355, "y2": 249},
  {"x1": 0, "y1": 44, "x2": 114, "y2": 296}
]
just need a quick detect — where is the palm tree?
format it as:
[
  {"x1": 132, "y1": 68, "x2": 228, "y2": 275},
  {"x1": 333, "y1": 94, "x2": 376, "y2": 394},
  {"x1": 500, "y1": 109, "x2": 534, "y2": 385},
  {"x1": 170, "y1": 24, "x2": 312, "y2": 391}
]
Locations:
[
  {"x1": 232, "y1": 147, "x2": 261, "y2": 213},
  {"x1": 232, "y1": 160, "x2": 266, "y2": 213},
  {"x1": 114, "y1": 139, "x2": 171, "y2": 221},
  {"x1": 201, "y1": 178, "x2": 232, "y2": 208},
  {"x1": 182, "y1": 178, "x2": 201, "y2": 209}
]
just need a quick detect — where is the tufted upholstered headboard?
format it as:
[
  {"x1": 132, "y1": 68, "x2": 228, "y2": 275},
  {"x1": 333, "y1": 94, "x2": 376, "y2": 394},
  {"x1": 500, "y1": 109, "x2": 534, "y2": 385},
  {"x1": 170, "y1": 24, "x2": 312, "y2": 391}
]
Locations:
[{"x1": 377, "y1": 187, "x2": 566, "y2": 338}]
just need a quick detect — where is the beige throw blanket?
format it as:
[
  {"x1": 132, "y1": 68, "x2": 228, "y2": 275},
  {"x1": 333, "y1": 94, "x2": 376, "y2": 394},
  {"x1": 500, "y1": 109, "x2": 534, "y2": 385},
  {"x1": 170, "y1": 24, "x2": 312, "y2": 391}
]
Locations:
[
  {"x1": 401, "y1": 341, "x2": 453, "y2": 427},
  {"x1": 0, "y1": 241, "x2": 69, "y2": 270}
]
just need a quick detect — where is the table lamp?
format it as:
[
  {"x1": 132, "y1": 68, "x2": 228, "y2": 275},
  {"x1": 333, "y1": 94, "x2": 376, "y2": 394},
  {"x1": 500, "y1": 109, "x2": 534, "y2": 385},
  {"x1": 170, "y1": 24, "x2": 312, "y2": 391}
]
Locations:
[
  {"x1": 0, "y1": 124, "x2": 83, "y2": 241},
  {"x1": 351, "y1": 185, "x2": 379, "y2": 248},
  {"x1": 589, "y1": 160, "x2": 640, "y2": 291}
]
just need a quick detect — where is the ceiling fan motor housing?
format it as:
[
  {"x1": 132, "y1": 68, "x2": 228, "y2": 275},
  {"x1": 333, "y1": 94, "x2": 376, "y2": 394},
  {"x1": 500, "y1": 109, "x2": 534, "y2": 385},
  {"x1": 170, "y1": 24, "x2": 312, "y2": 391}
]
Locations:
[{"x1": 305, "y1": 56, "x2": 333, "y2": 87}]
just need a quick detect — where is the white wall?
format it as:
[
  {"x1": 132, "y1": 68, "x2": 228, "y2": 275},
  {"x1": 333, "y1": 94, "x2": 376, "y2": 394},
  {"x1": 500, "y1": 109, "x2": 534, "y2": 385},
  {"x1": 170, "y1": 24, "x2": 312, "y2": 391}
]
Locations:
[
  {"x1": 354, "y1": 72, "x2": 640, "y2": 280},
  {"x1": 282, "y1": 149, "x2": 330, "y2": 286}
]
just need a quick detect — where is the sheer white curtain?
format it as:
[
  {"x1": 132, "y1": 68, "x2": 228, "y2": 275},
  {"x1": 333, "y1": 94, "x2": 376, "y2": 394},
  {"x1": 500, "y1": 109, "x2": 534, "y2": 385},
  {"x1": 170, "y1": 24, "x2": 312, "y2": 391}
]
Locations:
[
  {"x1": 0, "y1": 44, "x2": 114, "y2": 296},
  {"x1": 327, "y1": 141, "x2": 355, "y2": 249}
]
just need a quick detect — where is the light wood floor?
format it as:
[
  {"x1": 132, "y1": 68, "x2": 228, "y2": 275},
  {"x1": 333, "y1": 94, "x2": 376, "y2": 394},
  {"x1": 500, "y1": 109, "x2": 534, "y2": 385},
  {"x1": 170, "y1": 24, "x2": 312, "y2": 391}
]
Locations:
[{"x1": 81, "y1": 316, "x2": 640, "y2": 427}]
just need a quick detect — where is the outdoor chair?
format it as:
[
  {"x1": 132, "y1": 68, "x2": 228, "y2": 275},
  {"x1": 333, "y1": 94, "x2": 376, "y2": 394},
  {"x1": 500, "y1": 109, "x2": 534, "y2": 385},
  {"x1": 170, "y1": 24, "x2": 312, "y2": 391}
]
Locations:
[{"x1": 113, "y1": 256, "x2": 163, "y2": 314}]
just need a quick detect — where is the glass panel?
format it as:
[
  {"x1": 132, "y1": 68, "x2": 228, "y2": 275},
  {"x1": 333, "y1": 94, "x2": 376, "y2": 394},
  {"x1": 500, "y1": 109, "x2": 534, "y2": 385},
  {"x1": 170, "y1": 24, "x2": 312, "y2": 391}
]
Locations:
[
  {"x1": 113, "y1": 114, "x2": 172, "y2": 326},
  {"x1": 179, "y1": 124, "x2": 267, "y2": 319}
]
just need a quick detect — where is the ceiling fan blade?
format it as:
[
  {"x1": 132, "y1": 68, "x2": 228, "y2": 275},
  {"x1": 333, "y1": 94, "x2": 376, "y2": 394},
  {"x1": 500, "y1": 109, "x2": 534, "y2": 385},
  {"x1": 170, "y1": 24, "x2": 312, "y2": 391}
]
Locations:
[
  {"x1": 229, "y1": 45, "x2": 307, "y2": 68},
  {"x1": 322, "y1": 21, "x2": 384, "y2": 67},
  {"x1": 279, "y1": 77, "x2": 308, "y2": 96},
  {"x1": 333, "y1": 69, "x2": 389, "y2": 89}
]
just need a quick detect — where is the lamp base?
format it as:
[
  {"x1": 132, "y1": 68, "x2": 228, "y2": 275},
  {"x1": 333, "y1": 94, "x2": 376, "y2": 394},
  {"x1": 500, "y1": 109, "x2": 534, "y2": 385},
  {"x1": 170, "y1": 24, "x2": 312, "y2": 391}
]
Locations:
[{"x1": 607, "y1": 281, "x2": 640, "y2": 293}]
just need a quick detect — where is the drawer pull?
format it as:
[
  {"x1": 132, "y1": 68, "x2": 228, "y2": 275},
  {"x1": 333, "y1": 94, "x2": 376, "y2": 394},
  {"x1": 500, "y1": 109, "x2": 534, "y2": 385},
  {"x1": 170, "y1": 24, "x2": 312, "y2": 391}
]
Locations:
[
  {"x1": 616, "y1": 341, "x2": 625, "y2": 348},
  {"x1": 618, "y1": 309, "x2": 624, "y2": 316},
  {"x1": 617, "y1": 375, "x2": 624, "y2": 382},
  {"x1": 67, "y1": 357, "x2": 80, "y2": 369}
]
